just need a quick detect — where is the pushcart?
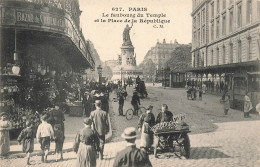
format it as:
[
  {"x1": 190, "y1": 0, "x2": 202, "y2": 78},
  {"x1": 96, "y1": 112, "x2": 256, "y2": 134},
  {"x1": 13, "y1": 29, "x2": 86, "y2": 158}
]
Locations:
[{"x1": 153, "y1": 128, "x2": 191, "y2": 159}]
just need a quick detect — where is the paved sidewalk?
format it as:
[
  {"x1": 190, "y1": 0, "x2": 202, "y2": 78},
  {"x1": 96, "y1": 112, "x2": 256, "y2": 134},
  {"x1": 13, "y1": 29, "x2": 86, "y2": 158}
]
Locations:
[{"x1": 4, "y1": 107, "x2": 113, "y2": 159}]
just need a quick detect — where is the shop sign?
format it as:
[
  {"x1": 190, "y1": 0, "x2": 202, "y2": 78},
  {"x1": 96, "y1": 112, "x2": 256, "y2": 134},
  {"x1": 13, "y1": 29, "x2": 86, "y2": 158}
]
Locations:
[{"x1": 16, "y1": 10, "x2": 65, "y2": 29}]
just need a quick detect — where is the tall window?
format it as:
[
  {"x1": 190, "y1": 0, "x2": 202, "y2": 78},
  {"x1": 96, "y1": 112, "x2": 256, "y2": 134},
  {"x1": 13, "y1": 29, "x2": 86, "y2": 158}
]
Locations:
[
  {"x1": 211, "y1": 22, "x2": 214, "y2": 41},
  {"x1": 230, "y1": 43, "x2": 233, "y2": 63},
  {"x1": 206, "y1": 53, "x2": 208, "y2": 66},
  {"x1": 258, "y1": 0, "x2": 260, "y2": 17},
  {"x1": 217, "y1": 0, "x2": 220, "y2": 13},
  {"x1": 216, "y1": 48, "x2": 219, "y2": 65},
  {"x1": 198, "y1": 13, "x2": 201, "y2": 27},
  {"x1": 223, "y1": 46, "x2": 226, "y2": 64},
  {"x1": 202, "y1": 9, "x2": 205, "y2": 24},
  {"x1": 216, "y1": 19, "x2": 220, "y2": 38},
  {"x1": 222, "y1": 15, "x2": 226, "y2": 35},
  {"x1": 193, "y1": 17, "x2": 196, "y2": 29},
  {"x1": 197, "y1": 53, "x2": 200, "y2": 67},
  {"x1": 223, "y1": 0, "x2": 226, "y2": 9},
  {"x1": 248, "y1": 37, "x2": 252, "y2": 60},
  {"x1": 194, "y1": 31, "x2": 196, "y2": 46},
  {"x1": 202, "y1": 52, "x2": 204, "y2": 66},
  {"x1": 237, "y1": 5, "x2": 242, "y2": 28},
  {"x1": 198, "y1": 30, "x2": 201, "y2": 46},
  {"x1": 229, "y1": 10, "x2": 233, "y2": 32},
  {"x1": 247, "y1": 0, "x2": 252, "y2": 24},
  {"x1": 211, "y1": 50, "x2": 214, "y2": 65},
  {"x1": 211, "y1": 2, "x2": 215, "y2": 18},
  {"x1": 238, "y1": 40, "x2": 242, "y2": 62},
  {"x1": 202, "y1": 27, "x2": 205, "y2": 44}
]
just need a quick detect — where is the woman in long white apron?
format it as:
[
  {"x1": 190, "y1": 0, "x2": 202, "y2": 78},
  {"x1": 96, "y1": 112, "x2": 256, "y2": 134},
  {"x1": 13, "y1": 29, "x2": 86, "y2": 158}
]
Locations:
[{"x1": 138, "y1": 105, "x2": 155, "y2": 152}]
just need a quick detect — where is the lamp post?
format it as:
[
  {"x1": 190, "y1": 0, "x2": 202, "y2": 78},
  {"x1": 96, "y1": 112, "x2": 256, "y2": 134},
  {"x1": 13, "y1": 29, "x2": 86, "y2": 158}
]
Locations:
[
  {"x1": 162, "y1": 67, "x2": 164, "y2": 87},
  {"x1": 97, "y1": 65, "x2": 103, "y2": 88},
  {"x1": 91, "y1": 68, "x2": 95, "y2": 81},
  {"x1": 120, "y1": 67, "x2": 123, "y2": 87}
]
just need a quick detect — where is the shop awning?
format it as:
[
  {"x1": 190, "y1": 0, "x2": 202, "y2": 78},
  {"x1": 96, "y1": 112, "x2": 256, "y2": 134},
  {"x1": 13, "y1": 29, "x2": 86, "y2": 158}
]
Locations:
[{"x1": 188, "y1": 60, "x2": 260, "y2": 74}]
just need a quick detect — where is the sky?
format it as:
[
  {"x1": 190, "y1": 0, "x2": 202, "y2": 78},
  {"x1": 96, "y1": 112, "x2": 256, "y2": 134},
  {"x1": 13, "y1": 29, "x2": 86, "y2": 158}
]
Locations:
[{"x1": 79, "y1": 0, "x2": 192, "y2": 65}]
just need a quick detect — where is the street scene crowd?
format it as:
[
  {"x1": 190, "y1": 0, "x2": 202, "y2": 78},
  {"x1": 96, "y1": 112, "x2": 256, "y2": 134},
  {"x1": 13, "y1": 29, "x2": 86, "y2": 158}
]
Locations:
[{"x1": 1, "y1": 76, "x2": 259, "y2": 167}]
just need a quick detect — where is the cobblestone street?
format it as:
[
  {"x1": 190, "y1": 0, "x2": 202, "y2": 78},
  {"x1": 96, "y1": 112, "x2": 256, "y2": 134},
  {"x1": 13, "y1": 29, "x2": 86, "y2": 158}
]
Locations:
[{"x1": 1, "y1": 85, "x2": 260, "y2": 167}]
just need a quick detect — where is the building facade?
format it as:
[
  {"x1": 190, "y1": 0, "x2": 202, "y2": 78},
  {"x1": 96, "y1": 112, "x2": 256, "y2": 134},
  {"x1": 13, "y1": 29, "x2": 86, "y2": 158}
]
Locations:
[
  {"x1": 0, "y1": 0, "x2": 95, "y2": 115},
  {"x1": 104, "y1": 60, "x2": 118, "y2": 70},
  {"x1": 191, "y1": 0, "x2": 260, "y2": 110},
  {"x1": 144, "y1": 39, "x2": 179, "y2": 70}
]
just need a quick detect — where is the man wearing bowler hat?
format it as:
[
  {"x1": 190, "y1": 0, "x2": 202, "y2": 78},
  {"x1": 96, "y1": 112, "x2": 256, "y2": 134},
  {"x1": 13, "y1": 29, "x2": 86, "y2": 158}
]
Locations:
[
  {"x1": 90, "y1": 100, "x2": 109, "y2": 160},
  {"x1": 113, "y1": 127, "x2": 152, "y2": 167}
]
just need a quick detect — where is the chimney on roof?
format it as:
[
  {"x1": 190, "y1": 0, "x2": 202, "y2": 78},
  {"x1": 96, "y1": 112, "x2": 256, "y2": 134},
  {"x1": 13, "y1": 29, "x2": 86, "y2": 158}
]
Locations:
[{"x1": 163, "y1": 39, "x2": 166, "y2": 43}]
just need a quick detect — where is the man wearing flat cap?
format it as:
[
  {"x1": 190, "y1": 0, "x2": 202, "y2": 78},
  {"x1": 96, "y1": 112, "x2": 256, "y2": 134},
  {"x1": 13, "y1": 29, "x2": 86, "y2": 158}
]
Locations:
[
  {"x1": 113, "y1": 127, "x2": 152, "y2": 167},
  {"x1": 90, "y1": 100, "x2": 109, "y2": 160}
]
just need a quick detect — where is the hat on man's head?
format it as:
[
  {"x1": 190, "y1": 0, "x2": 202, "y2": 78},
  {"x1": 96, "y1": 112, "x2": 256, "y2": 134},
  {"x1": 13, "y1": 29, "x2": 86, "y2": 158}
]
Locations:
[
  {"x1": 95, "y1": 100, "x2": 102, "y2": 105},
  {"x1": 146, "y1": 105, "x2": 153, "y2": 110},
  {"x1": 121, "y1": 127, "x2": 138, "y2": 139},
  {"x1": 0, "y1": 112, "x2": 8, "y2": 117},
  {"x1": 83, "y1": 118, "x2": 92, "y2": 125},
  {"x1": 54, "y1": 102, "x2": 61, "y2": 107}
]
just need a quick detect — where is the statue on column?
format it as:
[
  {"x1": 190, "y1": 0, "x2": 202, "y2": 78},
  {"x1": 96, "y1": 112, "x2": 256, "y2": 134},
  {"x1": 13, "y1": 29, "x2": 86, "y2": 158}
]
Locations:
[{"x1": 123, "y1": 23, "x2": 133, "y2": 46}]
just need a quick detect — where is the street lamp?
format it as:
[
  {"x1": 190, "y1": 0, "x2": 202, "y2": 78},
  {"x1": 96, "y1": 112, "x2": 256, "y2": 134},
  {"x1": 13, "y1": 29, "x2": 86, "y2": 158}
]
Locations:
[
  {"x1": 161, "y1": 67, "x2": 164, "y2": 87},
  {"x1": 97, "y1": 65, "x2": 103, "y2": 87},
  {"x1": 120, "y1": 67, "x2": 123, "y2": 86},
  {"x1": 91, "y1": 68, "x2": 95, "y2": 81}
]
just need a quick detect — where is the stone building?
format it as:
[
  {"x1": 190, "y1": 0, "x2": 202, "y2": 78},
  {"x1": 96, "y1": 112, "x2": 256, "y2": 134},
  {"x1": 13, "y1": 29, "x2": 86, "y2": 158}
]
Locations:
[
  {"x1": 190, "y1": 0, "x2": 260, "y2": 110},
  {"x1": 144, "y1": 39, "x2": 179, "y2": 70},
  {"x1": 0, "y1": 0, "x2": 94, "y2": 120},
  {"x1": 104, "y1": 59, "x2": 118, "y2": 70}
]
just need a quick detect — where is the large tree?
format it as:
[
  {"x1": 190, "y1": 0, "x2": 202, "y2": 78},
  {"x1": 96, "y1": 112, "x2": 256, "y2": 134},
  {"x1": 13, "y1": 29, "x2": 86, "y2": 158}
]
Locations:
[
  {"x1": 165, "y1": 44, "x2": 192, "y2": 72},
  {"x1": 140, "y1": 58, "x2": 156, "y2": 82},
  {"x1": 102, "y1": 65, "x2": 113, "y2": 80}
]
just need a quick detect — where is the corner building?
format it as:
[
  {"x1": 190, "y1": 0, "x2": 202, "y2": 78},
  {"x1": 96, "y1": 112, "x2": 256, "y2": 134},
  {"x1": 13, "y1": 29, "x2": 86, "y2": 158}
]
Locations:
[
  {"x1": 0, "y1": 0, "x2": 95, "y2": 113},
  {"x1": 191, "y1": 0, "x2": 260, "y2": 110}
]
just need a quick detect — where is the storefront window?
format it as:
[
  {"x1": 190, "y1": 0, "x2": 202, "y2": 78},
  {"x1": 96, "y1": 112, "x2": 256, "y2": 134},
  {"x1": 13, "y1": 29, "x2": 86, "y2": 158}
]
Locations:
[{"x1": 248, "y1": 75, "x2": 260, "y2": 92}]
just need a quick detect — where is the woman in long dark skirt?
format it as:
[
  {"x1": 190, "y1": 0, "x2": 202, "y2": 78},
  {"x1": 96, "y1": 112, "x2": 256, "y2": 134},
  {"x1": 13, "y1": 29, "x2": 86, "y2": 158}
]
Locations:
[{"x1": 73, "y1": 118, "x2": 100, "y2": 167}]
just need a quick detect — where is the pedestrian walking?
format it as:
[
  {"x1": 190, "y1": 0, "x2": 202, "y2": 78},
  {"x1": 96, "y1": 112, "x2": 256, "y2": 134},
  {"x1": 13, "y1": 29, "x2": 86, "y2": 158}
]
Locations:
[
  {"x1": 113, "y1": 127, "x2": 152, "y2": 167},
  {"x1": 244, "y1": 92, "x2": 253, "y2": 118},
  {"x1": 73, "y1": 118, "x2": 100, "y2": 167},
  {"x1": 48, "y1": 103, "x2": 65, "y2": 135},
  {"x1": 118, "y1": 93, "x2": 124, "y2": 116},
  {"x1": 51, "y1": 103, "x2": 65, "y2": 132},
  {"x1": 138, "y1": 105, "x2": 155, "y2": 152},
  {"x1": 36, "y1": 114, "x2": 54, "y2": 163},
  {"x1": 82, "y1": 91, "x2": 93, "y2": 117},
  {"x1": 199, "y1": 87, "x2": 203, "y2": 100},
  {"x1": 222, "y1": 93, "x2": 230, "y2": 115},
  {"x1": 17, "y1": 121, "x2": 34, "y2": 165},
  {"x1": 216, "y1": 82, "x2": 219, "y2": 94},
  {"x1": 90, "y1": 100, "x2": 109, "y2": 160},
  {"x1": 53, "y1": 124, "x2": 64, "y2": 161}
]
